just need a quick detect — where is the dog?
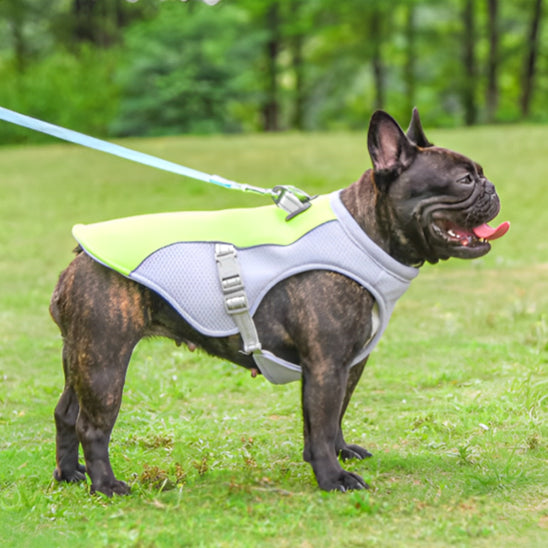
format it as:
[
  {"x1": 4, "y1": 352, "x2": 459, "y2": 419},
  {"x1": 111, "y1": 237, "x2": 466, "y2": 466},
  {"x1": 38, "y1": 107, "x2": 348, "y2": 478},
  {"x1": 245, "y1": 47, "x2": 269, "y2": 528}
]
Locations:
[{"x1": 50, "y1": 109, "x2": 508, "y2": 496}]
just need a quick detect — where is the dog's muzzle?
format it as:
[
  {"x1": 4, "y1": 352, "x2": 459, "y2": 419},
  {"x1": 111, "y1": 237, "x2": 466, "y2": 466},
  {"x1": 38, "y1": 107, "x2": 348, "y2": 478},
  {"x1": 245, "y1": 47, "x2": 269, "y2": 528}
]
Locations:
[{"x1": 416, "y1": 180, "x2": 508, "y2": 261}]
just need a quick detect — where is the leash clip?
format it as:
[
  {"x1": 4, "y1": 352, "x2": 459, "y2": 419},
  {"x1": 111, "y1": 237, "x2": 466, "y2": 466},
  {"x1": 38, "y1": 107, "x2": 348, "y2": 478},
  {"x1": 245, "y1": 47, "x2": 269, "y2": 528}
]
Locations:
[{"x1": 272, "y1": 185, "x2": 315, "y2": 221}]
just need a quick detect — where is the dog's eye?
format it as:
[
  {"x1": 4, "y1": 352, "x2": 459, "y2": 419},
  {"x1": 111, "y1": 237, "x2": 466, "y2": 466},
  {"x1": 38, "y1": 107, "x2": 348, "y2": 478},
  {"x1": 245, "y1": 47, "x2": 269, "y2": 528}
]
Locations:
[{"x1": 457, "y1": 174, "x2": 474, "y2": 184}]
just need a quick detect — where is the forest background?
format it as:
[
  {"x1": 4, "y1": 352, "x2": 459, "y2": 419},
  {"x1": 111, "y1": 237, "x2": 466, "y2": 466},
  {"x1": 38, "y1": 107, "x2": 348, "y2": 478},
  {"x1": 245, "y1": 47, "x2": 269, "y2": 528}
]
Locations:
[{"x1": 0, "y1": 0, "x2": 546, "y2": 144}]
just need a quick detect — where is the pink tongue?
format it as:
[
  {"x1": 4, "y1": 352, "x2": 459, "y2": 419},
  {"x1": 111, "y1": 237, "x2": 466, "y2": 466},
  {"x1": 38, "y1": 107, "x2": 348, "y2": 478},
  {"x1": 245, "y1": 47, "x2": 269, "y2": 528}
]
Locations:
[{"x1": 473, "y1": 221, "x2": 510, "y2": 241}]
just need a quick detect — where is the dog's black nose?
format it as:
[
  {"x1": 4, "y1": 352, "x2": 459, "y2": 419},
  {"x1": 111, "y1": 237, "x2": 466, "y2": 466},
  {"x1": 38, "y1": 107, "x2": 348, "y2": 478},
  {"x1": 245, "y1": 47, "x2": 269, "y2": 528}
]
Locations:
[{"x1": 483, "y1": 178, "x2": 496, "y2": 196}]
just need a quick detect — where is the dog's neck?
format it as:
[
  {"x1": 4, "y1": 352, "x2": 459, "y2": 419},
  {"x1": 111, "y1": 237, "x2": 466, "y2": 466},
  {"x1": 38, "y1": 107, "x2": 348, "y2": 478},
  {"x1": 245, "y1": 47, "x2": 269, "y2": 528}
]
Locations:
[{"x1": 340, "y1": 171, "x2": 424, "y2": 267}]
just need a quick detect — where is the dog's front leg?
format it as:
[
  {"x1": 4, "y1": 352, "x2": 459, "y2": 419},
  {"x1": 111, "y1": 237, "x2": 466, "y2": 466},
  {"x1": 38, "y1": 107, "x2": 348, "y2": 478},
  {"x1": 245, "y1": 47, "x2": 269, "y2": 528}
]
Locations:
[
  {"x1": 301, "y1": 359, "x2": 368, "y2": 492},
  {"x1": 335, "y1": 357, "x2": 373, "y2": 461},
  {"x1": 272, "y1": 271, "x2": 372, "y2": 491}
]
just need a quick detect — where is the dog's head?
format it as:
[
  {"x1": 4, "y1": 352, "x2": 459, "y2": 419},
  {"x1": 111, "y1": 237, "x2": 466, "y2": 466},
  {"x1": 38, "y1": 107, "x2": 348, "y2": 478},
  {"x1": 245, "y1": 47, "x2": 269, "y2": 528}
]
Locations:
[{"x1": 367, "y1": 109, "x2": 508, "y2": 264}]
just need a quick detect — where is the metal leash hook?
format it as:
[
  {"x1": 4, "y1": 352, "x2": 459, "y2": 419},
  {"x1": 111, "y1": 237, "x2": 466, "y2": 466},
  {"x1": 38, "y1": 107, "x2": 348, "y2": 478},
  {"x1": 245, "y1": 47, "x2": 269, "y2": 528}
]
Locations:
[
  {"x1": 211, "y1": 174, "x2": 315, "y2": 220},
  {"x1": 272, "y1": 185, "x2": 315, "y2": 220}
]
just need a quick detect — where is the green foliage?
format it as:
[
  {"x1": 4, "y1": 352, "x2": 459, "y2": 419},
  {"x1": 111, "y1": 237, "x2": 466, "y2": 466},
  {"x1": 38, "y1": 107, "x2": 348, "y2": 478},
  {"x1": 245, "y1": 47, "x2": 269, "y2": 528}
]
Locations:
[
  {"x1": 1, "y1": 0, "x2": 548, "y2": 142},
  {"x1": 0, "y1": 125, "x2": 547, "y2": 546},
  {"x1": 110, "y1": 1, "x2": 262, "y2": 136},
  {"x1": 0, "y1": 46, "x2": 120, "y2": 143}
]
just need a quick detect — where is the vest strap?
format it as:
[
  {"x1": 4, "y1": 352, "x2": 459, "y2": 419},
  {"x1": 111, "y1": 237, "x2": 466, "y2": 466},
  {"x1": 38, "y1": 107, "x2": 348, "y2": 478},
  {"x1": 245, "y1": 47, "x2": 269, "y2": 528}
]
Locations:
[{"x1": 215, "y1": 244, "x2": 262, "y2": 354}]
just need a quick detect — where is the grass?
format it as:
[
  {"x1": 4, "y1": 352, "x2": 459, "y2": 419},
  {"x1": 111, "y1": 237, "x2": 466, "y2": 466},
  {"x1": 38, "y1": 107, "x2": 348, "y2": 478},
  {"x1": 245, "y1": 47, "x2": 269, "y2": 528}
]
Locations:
[{"x1": 0, "y1": 124, "x2": 547, "y2": 547}]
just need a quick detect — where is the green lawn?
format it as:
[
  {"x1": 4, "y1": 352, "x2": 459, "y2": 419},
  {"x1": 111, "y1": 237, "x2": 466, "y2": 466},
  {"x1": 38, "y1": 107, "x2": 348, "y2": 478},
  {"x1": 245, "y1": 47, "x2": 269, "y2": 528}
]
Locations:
[{"x1": 0, "y1": 125, "x2": 546, "y2": 547}]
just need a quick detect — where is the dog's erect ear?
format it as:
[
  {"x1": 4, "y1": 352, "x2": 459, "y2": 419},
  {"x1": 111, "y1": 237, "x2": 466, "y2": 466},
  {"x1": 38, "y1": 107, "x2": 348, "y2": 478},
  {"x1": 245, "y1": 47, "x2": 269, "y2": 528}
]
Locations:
[
  {"x1": 368, "y1": 111, "x2": 417, "y2": 175},
  {"x1": 406, "y1": 107, "x2": 434, "y2": 148}
]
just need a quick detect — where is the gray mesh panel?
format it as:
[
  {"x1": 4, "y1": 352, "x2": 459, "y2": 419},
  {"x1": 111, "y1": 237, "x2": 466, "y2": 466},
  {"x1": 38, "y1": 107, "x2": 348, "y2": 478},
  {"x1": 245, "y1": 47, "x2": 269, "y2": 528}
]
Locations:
[
  {"x1": 130, "y1": 192, "x2": 419, "y2": 341},
  {"x1": 132, "y1": 242, "x2": 238, "y2": 335}
]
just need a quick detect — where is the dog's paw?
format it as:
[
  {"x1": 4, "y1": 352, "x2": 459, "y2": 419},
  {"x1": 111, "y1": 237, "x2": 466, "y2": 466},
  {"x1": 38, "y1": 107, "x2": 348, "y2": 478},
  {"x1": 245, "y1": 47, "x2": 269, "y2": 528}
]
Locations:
[
  {"x1": 328, "y1": 471, "x2": 369, "y2": 493},
  {"x1": 53, "y1": 463, "x2": 87, "y2": 483},
  {"x1": 90, "y1": 479, "x2": 130, "y2": 497},
  {"x1": 317, "y1": 469, "x2": 369, "y2": 492},
  {"x1": 339, "y1": 444, "x2": 373, "y2": 461}
]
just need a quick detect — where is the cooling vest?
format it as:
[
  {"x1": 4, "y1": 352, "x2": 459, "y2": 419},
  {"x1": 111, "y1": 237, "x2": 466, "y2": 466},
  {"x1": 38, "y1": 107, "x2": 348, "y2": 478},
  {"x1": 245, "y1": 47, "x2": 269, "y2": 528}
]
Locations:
[{"x1": 73, "y1": 191, "x2": 419, "y2": 383}]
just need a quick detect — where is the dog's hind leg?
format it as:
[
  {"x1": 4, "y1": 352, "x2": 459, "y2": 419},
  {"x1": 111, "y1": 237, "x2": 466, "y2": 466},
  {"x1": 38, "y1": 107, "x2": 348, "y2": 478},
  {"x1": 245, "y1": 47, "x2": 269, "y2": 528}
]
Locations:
[
  {"x1": 51, "y1": 278, "x2": 86, "y2": 483},
  {"x1": 335, "y1": 358, "x2": 373, "y2": 461},
  {"x1": 74, "y1": 350, "x2": 133, "y2": 497},
  {"x1": 53, "y1": 348, "x2": 86, "y2": 483},
  {"x1": 67, "y1": 306, "x2": 142, "y2": 497},
  {"x1": 51, "y1": 254, "x2": 149, "y2": 496}
]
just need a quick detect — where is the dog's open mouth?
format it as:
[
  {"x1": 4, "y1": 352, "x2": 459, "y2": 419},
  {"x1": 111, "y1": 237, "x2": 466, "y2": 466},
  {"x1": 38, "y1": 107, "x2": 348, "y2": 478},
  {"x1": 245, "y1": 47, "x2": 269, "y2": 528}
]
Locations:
[{"x1": 434, "y1": 220, "x2": 510, "y2": 247}]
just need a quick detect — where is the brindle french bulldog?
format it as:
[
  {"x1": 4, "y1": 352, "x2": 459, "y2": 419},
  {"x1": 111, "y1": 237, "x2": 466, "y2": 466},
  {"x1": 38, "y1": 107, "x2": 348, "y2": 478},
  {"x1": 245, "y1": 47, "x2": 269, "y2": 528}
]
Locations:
[{"x1": 50, "y1": 109, "x2": 508, "y2": 496}]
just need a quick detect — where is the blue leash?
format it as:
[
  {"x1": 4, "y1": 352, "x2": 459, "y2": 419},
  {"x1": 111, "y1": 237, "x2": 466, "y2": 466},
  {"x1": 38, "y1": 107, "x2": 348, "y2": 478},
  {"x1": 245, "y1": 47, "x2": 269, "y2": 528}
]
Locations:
[{"x1": 0, "y1": 106, "x2": 312, "y2": 218}]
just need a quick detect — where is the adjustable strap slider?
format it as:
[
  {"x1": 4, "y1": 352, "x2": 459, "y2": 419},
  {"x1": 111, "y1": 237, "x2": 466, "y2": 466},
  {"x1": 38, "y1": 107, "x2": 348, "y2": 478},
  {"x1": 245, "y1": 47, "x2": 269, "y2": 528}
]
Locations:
[
  {"x1": 215, "y1": 243, "x2": 262, "y2": 354},
  {"x1": 221, "y1": 274, "x2": 244, "y2": 293},
  {"x1": 225, "y1": 294, "x2": 247, "y2": 313}
]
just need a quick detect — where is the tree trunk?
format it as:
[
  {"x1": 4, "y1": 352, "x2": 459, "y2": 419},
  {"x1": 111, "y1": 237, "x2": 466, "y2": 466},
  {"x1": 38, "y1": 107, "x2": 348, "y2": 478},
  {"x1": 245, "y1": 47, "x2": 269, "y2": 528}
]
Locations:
[
  {"x1": 262, "y1": 2, "x2": 281, "y2": 131},
  {"x1": 289, "y1": 0, "x2": 305, "y2": 130},
  {"x1": 404, "y1": 3, "x2": 417, "y2": 114},
  {"x1": 521, "y1": 0, "x2": 543, "y2": 118},
  {"x1": 370, "y1": 9, "x2": 385, "y2": 110},
  {"x1": 72, "y1": 0, "x2": 97, "y2": 43},
  {"x1": 462, "y1": 0, "x2": 477, "y2": 125},
  {"x1": 3, "y1": 0, "x2": 28, "y2": 73},
  {"x1": 290, "y1": 31, "x2": 305, "y2": 130},
  {"x1": 9, "y1": 15, "x2": 27, "y2": 73},
  {"x1": 72, "y1": 0, "x2": 129, "y2": 47},
  {"x1": 486, "y1": 0, "x2": 499, "y2": 122}
]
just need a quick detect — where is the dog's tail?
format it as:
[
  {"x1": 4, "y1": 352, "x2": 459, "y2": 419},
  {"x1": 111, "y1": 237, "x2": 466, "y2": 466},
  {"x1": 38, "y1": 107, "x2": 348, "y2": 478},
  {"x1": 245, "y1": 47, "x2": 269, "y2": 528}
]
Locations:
[
  {"x1": 49, "y1": 279, "x2": 65, "y2": 331},
  {"x1": 50, "y1": 247, "x2": 86, "y2": 330}
]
